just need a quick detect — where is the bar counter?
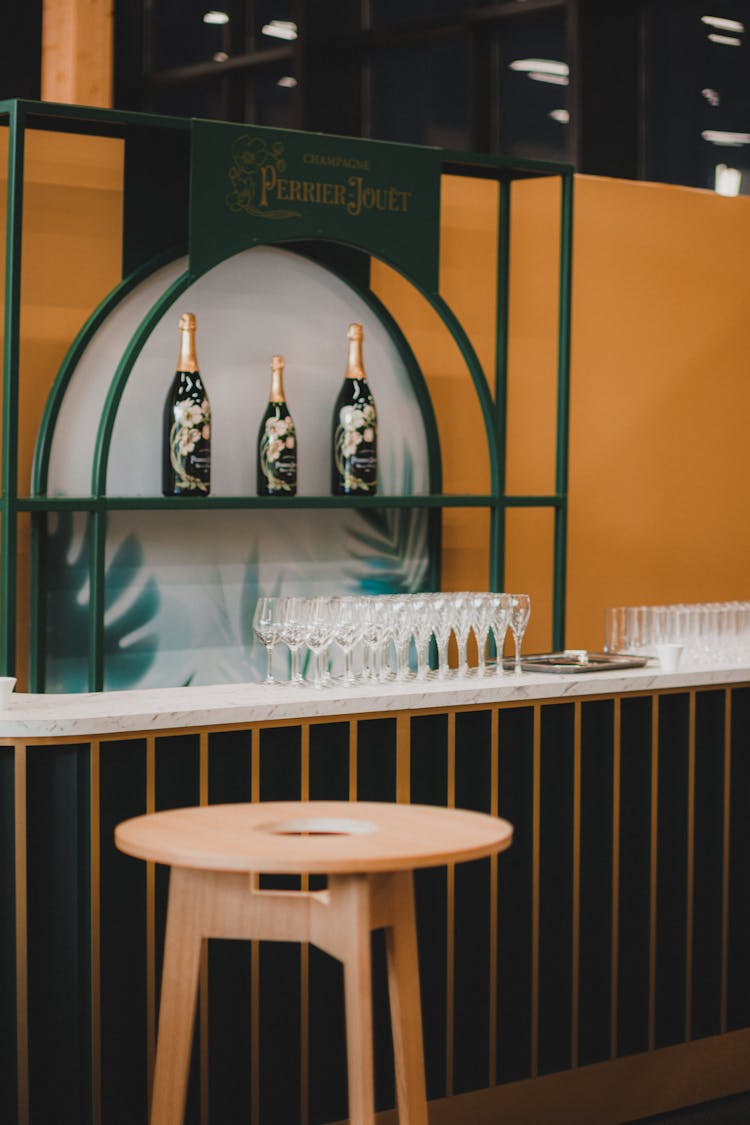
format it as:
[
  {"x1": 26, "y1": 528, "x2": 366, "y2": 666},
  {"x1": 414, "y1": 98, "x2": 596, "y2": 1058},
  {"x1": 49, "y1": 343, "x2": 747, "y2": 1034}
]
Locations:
[{"x1": 3, "y1": 664, "x2": 750, "y2": 1125}]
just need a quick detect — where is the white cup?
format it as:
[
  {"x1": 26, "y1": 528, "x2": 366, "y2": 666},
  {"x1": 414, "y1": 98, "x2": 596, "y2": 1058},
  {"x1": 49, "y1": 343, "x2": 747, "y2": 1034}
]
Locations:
[
  {"x1": 0, "y1": 677, "x2": 17, "y2": 707},
  {"x1": 655, "y1": 643, "x2": 683, "y2": 673}
]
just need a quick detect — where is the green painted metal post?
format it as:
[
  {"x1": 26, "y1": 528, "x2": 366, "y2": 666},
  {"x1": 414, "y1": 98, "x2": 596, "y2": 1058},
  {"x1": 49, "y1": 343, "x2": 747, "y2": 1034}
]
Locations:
[
  {"x1": 490, "y1": 180, "x2": 512, "y2": 594},
  {"x1": 1, "y1": 103, "x2": 25, "y2": 676},
  {"x1": 88, "y1": 507, "x2": 106, "y2": 691},
  {"x1": 552, "y1": 171, "x2": 574, "y2": 650}
]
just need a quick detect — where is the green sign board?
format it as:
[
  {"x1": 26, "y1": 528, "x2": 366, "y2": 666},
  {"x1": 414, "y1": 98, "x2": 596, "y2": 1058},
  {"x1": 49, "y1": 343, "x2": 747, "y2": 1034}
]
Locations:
[{"x1": 189, "y1": 120, "x2": 441, "y2": 292}]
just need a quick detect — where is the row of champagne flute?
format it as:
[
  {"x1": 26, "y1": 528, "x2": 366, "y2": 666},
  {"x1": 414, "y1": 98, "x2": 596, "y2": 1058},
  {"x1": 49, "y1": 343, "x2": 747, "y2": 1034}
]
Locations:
[
  {"x1": 605, "y1": 601, "x2": 750, "y2": 665},
  {"x1": 253, "y1": 592, "x2": 531, "y2": 686}
]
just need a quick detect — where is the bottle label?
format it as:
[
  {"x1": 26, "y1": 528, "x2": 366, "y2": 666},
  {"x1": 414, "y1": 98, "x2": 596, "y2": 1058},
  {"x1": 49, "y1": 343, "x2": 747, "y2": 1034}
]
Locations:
[
  {"x1": 334, "y1": 403, "x2": 377, "y2": 491},
  {"x1": 168, "y1": 397, "x2": 211, "y2": 492},
  {"x1": 260, "y1": 415, "x2": 297, "y2": 492}
]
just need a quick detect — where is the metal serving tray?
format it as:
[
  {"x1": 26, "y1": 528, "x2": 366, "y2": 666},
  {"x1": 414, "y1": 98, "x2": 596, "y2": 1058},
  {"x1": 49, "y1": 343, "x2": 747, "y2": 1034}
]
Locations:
[{"x1": 502, "y1": 650, "x2": 649, "y2": 674}]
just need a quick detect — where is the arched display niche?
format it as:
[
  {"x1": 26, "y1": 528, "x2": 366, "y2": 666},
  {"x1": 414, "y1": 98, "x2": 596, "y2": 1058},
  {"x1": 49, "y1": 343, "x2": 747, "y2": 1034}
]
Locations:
[{"x1": 30, "y1": 240, "x2": 487, "y2": 691}]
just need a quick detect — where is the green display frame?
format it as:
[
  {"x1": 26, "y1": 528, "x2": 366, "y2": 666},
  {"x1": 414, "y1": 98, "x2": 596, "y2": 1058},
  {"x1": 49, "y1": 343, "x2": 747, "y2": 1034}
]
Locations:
[{"x1": 0, "y1": 98, "x2": 574, "y2": 691}]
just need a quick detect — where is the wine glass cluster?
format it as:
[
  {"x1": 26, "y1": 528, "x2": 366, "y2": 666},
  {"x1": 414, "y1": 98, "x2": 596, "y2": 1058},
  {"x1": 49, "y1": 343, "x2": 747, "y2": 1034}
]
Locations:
[
  {"x1": 253, "y1": 592, "x2": 531, "y2": 687},
  {"x1": 605, "y1": 600, "x2": 750, "y2": 667}
]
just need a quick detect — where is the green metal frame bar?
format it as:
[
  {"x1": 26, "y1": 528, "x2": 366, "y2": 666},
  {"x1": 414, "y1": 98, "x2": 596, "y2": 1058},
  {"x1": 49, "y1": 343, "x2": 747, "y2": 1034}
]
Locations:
[
  {"x1": 552, "y1": 171, "x2": 575, "y2": 649},
  {"x1": 1, "y1": 102, "x2": 25, "y2": 676},
  {"x1": 490, "y1": 180, "x2": 512, "y2": 595},
  {"x1": 19, "y1": 494, "x2": 562, "y2": 512}
]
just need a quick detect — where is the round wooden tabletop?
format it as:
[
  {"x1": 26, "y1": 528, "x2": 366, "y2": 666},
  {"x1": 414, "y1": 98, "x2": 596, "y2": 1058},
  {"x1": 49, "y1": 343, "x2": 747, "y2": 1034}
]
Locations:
[{"x1": 115, "y1": 800, "x2": 514, "y2": 875}]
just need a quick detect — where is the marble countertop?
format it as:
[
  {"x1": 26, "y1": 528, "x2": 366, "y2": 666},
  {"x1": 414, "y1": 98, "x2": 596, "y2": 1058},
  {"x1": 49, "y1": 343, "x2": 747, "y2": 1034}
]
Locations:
[{"x1": 1, "y1": 661, "x2": 748, "y2": 739}]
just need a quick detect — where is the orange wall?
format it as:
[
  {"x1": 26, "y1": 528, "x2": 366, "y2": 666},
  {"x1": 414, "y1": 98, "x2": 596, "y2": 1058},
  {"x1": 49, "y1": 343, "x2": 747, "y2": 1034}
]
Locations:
[{"x1": 374, "y1": 172, "x2": 750, "y2": 654}]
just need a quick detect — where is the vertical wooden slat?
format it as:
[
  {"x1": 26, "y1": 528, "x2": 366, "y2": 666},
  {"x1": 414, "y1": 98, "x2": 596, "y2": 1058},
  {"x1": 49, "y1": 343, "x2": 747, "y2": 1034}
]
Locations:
[
  {"x1": 445, "y1": 710, "x2": 456, "y2": 1097},
  {"x1": 14, "y1": 743, "x2": 28, "y2": 1125},
  {"x1": 685, "y1": 693, "x2": 696, "y2": 1042},
  {"x1": 489, "y1": 707, "x2": 499, "y2": 1087},
  {"x1": 531, "y1": 704, "x2": 541, "y2": 1078},
  {"x1": 300, "y1": 724, "x2": 310, "y2": 1125},
  {"x1": 90, "y1": 740, "x2": 101, "y2": 1125},
  {"x1": 721, "y1": 689, "x2": 732, "y2": 1034},
  {"x1": 571, "y1": 701, "x2": 581, "y2": 1068},
  {"x1": 610, "y1": 697, "x2": 621, "y2": 1060},
  {"x1": 199, "y1": 733, "x2": 208, "y2": 1125},
  {"x1": 41, "y1": 0, "x2": 113, "y2": 108},
  {"x1": 145, "y1": 735, "x2": 156, "y2": 1107},
  {"x1": 649, "y1": 697, "x2": 659, "y2": 1052}
]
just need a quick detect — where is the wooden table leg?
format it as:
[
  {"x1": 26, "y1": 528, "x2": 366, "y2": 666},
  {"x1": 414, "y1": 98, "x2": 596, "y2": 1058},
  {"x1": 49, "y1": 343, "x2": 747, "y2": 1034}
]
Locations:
[
  {"x1": 332, "y1": 875, "x2": 376, "y2": 1125},
  {"x1": 150, "y1": 867, "x2": 204, "y2": 1125},
  {"x1": 384, "y1": 871, "x2": 429, "y2": 1125}
]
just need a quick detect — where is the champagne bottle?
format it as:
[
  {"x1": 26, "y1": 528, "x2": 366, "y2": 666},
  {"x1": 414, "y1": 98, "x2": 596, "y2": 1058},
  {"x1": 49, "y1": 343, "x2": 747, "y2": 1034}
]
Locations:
[
  {"x1": 162, "y1": 312, "x2": 211, "y2": 496},
  {"x1": 331, "y1": 323, "x2": 377, "y2": 495},
  {"x1": 257, "y1": 355, "x2": 297, "y2": 496}
]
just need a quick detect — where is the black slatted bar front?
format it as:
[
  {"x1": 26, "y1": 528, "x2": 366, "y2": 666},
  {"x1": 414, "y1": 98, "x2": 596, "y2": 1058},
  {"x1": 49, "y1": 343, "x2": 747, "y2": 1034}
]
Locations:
[{"x1": 0, "y1": 747, "x2": 17, "y2": 1124}]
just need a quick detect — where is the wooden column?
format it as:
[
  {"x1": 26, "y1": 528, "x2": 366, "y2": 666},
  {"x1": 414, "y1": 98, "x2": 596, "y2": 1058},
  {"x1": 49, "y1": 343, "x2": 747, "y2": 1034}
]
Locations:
[{"x1": 41, "y1": 0, "x2": 113, "y2": 108}]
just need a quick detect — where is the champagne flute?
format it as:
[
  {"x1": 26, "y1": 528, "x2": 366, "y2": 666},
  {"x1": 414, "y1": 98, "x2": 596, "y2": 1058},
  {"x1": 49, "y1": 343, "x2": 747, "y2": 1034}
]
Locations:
[
  {"x1": 278, "y1": 596, "x2": 306, "y2": 685},
  {"x1": 508, "y1": 593, "x2": 531, "y2": 675},
  {"x1": 253, "y1": 596, "x2": 281, "y2": 684},
  {"x1": 450, "y1": 593, "x2": 473, "y2": 677},
  {"x1": 491, "y1": 594, "x2": 511, "y2": 675},
  {"x1": 303, "y1": 597, "x2": 334, "y2": 688},
  {"x1": 332, "y1": 596, "x2": 363, "y2": 686}
]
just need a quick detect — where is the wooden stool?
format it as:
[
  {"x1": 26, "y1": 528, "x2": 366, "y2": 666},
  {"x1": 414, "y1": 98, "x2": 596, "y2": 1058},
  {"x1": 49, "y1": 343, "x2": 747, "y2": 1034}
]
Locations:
[{"x1": 115, "y1": 800, "x2": 513, "y2": 1125}]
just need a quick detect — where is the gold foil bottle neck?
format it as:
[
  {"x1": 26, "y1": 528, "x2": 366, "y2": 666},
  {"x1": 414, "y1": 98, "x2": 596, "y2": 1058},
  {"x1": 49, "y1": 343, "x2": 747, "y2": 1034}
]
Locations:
[
  {"x1": 177, "y1": 312, "x2": 199, "y2": 373},
  {"x1": 269, "y1": 355, "x2": 286, "y2": 403},
  {"x1": 345, "y1": 324, "x2": 366, "y2": 380}
]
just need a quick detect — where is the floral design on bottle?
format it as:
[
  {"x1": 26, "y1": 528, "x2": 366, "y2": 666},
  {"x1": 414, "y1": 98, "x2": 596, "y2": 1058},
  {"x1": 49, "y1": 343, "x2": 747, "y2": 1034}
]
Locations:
[
  {"x1": 334, "y1": 402, "x2": 377, "y2": 492},
  {"x1": 259, "y1": 414, "x2": 297, "y2": 493},
  {"x1": 168, "y1": 397, "x2": 211, "y2": 493}
]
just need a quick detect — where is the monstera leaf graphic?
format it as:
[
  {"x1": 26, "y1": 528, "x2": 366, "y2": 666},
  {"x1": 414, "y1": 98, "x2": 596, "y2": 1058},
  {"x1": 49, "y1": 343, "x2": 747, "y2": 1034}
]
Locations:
[
  {"x1": 44, "y1": 512, "x2": 160, "y2": 691},
  {"x1": 345, "y1": 451, "x2": 430, "y2": 595}
]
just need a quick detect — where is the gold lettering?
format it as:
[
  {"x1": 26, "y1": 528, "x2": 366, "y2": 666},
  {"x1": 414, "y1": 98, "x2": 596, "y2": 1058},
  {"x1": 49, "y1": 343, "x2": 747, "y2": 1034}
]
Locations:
[
  {"x1": 302, "y1": 181, "x2": 315, "y2": 202},
  {"x1": 334, "y1": 184, "x2": 346, "y2": 206},
  {"x1": 260, "y1": 165, "x2": 277, "y2": 207},
  {"x1": 289, "y1": 180, "x2": 303, "y2": 202},
  {"x1": 347, "y1": 175, "x2": 363, "y2": 216},
  {"x1": 276, "y1": 178, "x2": 289, "y2": 200}
]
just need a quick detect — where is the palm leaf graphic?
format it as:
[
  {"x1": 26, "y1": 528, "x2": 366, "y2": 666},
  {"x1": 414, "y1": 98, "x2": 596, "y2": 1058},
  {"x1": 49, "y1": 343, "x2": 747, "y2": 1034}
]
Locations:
[{"x1": 44, "y1": 512, "x2": 160, "y2": 691}]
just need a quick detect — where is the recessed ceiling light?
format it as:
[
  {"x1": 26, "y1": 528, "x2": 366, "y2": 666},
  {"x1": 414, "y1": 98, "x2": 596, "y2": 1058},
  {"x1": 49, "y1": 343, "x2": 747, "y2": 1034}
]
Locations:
[
  {"x1": 262, "y1": 19, "x2": 298, "y2": 40},
  {"x1": 510, "y1": 58, "x2": 569, "y2": 76},
  {"x1": 277, "y1": 75, "x2": 298, "y2": 88},
  {"x1": 702, "y1": 129, "x2": 750, "y2": 146},
  {"x1": 701, "y1": 15, "x2": 744, "y2": 33},
  {"x1": 213, "y1": 51, "x2": 228, "y2": 62},
  {"x1": 549, "y1": 109, "x2": 570, "y2": 124},
  {"x1": 529, "y1": 72, "x2": 569, "y2": 85},
  {"x1": 707, "y1": 33, "x2": 742, "y2": 45},
  {"x1": 203, "y1": 10, "x2": 229, "y2": 25},
  {"x1": 702, "y1": 87, "x2": 720, "y2": 106}
]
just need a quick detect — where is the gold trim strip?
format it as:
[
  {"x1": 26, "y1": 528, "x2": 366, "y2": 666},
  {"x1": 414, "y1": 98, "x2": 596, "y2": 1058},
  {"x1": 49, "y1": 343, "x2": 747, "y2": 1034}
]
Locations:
[
  {"x1": 90, "y1": 741, "x2": 102, "y2": 1125},
  {"x1": 611, "y1": 698, "x2": 621, "y2": 1059},
  {"x1": 446, "y1": 710, "x2": 456, "y2": 1098},
  {"x1": 396, "y1": 712, "x2": 410, "y2": 804},
  {"x1": 199, "y1": 732, "x2": 209, "y2": 1125},
  {"x1": 146, "y1": 735, "x2": 156, "y2": 1107},
  {"x1": 348, "y1": 720, "x2": 357, "y2": 800},
  {"x1": 14, "y1": 742, "x2": 29, "y2": 1125},
  {"x1": 571, "y1": 701, "x2": 582, "y2": 1069},
  {"x1": 531, "y1": 704, "x2": 541, "y2": 1079},
  {"x1": 251, "y1": 729, "x2": 260, "y2": 1125},
  {"x1": 685, "y1": 693, "x2": 696, "y2": 1042},
  {"x1": 721, "y1": 688, "x2": 732, "y2": 1034},
  {"x1": 489, "y1": 708, "x2": 499, "y2": 1087},
  {"x1": 300, "y1": 723, "x2": 310, "y2": 1125},
  {"x1": 649, "y1": 697, "x2": 659, "y2": 1052}
]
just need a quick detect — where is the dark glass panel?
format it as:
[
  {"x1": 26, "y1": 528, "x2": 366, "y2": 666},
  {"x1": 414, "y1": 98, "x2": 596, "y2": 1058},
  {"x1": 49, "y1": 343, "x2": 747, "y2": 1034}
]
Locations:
[
  {"x1": 150, "y1": 0, "x2": 236, "y2": 70},
  {"x1": 369, "y1": 39, "x2": 470, "y2": 148},
  {"x1": 497, "y1": 10, "x2": 568, "y2": 161}
]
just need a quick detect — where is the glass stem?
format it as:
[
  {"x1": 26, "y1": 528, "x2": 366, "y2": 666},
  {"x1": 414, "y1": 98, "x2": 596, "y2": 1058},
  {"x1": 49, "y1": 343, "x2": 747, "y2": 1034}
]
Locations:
[
  {"x1": 265, "y1": 644, "x2": 274, "y2": 684},
  {"x1": 513, "y1": 632, "x2": 522, "y2": 674},
  {"x1": 291, "y1": 646, "x2": 302, "y2": 684},
  {"x1": 344, "y1": 649, "x2": 354, "y2": 685},
  {"x1": 438, "y1": 640, "x2": 450, "y2": 678}
]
